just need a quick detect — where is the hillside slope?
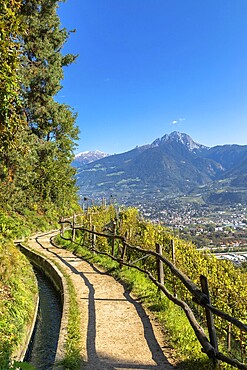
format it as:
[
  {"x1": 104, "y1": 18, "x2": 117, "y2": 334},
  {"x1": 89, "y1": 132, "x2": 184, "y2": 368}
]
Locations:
[{"x1": 75, "y1": 132, "x2": 247, "y2": 205}]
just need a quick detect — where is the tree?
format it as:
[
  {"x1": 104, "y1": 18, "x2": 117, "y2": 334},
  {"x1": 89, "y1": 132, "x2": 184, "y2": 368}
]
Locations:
[
  {"x1": 19, "y1": 0, "x2": 79, "y2": 211},
  {"x1": 0, "y1": 0, "x2": 80, "y2": 214},
  {"x1": 21, "y1": 0, "x2": 78, "y2": 150},
  {"x1": 0, "y1": 0, "x2": 27, "y2": 184},
  {"x1": 0, "y1": 0, "x2": 26, "y2": 151}
]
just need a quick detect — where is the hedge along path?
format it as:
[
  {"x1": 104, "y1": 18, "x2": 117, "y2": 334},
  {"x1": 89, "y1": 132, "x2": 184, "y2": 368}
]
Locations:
[{"x1": 27, "y1": 231, "x2": 175, "y2": 370}]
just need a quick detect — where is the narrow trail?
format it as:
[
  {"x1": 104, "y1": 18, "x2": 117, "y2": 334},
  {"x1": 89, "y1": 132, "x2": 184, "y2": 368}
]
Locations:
[{"x1": 27, "y1": 231, "x2": 175, "y2": 370}]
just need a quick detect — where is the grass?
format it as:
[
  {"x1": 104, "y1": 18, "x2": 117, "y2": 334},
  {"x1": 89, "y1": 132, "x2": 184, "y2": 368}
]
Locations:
[
  {"x1": 0, "y1": 209, "x2": 61, "y2": 370},
  {"x1": 0, "y1": 210, "x2": 59, "y2": 242},
  {"x1": 0, "y1": 241, "x2": 38, "y2": 370},
  {"x1": 53, "y1": 264, "x2": 84, "y2": 369}
]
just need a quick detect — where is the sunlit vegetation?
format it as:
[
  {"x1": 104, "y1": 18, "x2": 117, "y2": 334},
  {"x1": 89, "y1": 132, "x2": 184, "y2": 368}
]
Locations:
[
  {"x1": 0, "y1": 241, "x2": 37, "y2": 369},
  {"x1": 1, "y1": 0, "x2": 246, "y2": 369},
  {"x1": 54, "y1": 264, "x2": 83, "y2": 370}
]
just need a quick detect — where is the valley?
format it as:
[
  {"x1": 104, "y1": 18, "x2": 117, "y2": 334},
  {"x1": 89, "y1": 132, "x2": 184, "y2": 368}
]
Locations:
[
  {"x1": 139, "y1": 199, "x2": 247, "y2": 252},
  {"x1": 75, "y1": 131, "x2": 247, "y2": 208},
  {"x1": 74, "y1": 132, "x2": 247, "y2": 255}
]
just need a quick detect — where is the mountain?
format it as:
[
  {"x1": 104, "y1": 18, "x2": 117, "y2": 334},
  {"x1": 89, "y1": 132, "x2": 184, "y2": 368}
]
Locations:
[
  {"x1": 202, "y1": 145, "x2": 247, "y2": 172},
  {"x1": 151, "y1": 131, "x2": 208, "y2": 152},
  {"x1": 75, "y1": 132, "x2": 247, "y2": 206},
  {"x1": 73, "y1": 150, "x2": 109, "y2": 167}
]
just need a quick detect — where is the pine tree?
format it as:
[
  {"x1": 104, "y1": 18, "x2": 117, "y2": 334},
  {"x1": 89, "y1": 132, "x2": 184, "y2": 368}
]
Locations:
[
  {"x1": 19, "y1": 0, "x2": 79, "y2": 211},
  {"x1": 0, "y1": 0, "x2": 80, "y2": 214},
  {"x1": 21, "y1": 0, "x2": 78, "y2": 148}
]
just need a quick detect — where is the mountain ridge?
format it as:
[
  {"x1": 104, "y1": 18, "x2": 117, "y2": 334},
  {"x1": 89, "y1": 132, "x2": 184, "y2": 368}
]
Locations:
[
  {"x1": 73, "y1": 150, "x2": 109, "y2": 167},
  {"x1": 75, "y1": 131, "x2": 247, "y2": 206}
]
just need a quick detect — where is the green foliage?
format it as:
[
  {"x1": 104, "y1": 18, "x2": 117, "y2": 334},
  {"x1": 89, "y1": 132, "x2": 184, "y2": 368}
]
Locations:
[
  {"x1": 0, "y1": 0, "x2": 79, "y2": 217},
  {"x1": 59, "y1": 268, "x2": 82, "y2": 370},
  {"x1": 0, "y1": 208, "x2": 67, "y2": 368},
  {"x1": 7, "y1": 361, "x2": 36, "y2": 370},
  {"x1": 0, "y1": 0, "x2": 79, "y2": 226},
  {"x1": 0, "y1": 242, "x2": 37, "y2": 367},
  {"x1": 21, "y1": 0, "x2": 79, "y2": 150},
  {"x1": 0, "y1": 0, "x2": 26, "y2": 153},
  {"x1": 0, "y1": 208, "x2": 61, "y2": 244}
]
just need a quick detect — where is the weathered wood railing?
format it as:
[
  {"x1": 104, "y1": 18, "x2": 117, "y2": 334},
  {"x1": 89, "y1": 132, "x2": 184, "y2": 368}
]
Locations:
[{"x1": 59, "y1": 215, "x2": 247, "y2": 370}]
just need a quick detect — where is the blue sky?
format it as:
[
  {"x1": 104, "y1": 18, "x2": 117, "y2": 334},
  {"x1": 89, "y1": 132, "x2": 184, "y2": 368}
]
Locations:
[{"x1": 57, "y1": 0, "x2": 247, "y2": 154}]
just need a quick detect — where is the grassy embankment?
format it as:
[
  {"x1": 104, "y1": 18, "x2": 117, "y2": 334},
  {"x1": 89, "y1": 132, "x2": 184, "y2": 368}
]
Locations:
[
  {"x1": 0, "y1": 229, "x2": 37, "y2": 368},
  {"x1": 0, "y1": 208, "x2": 83, "y2": 369},
  {"x1": 0, "y1": 210, "x2": 56, "y2": 369}
]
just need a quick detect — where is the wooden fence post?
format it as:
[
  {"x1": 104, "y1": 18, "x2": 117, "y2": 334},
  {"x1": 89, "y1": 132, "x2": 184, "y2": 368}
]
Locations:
[
  {"x1": 128, "y1": 226, "x2": 132, "y2": 242},
  {"x1": 102, "y1": 197, "x2": 106, "y2": 208},
  {"x1": 171, "y1": 239, "x2": 177, "y2": 296},
  {"x1": 200, "y1": 275, "x2": 218, "y2": 365},
  {"x1": 91, "y1": 225, "x2": 96, "y2": 253},
  {"x1": 155, "y1": 243, "x2": 164, "y2": 286},
  {"x1": 88, "y1": 213, "x2": 92, "y2": 228},
  {"x1": 227, "y1": 323, "x2": 231, "y2": 352},
  {"x1": 61, "y1": 217, "x2": 64, "y2": 237},
  {"x1": 111, "y1": 221, "x2": 116, "y2": 256},
  {"x1": 171, "y1": 239, "x2": 175, "y2": 264},
  {"x1": 119, "y1": 230, "x2": 128, "y2": 269},
  {"x1": 119, "y1": 241, "x2": 127, "y2": 269},
  {"x1": 72, "y1": 213, "x2": 76, "y2": 242},
  {"x1": 85, "y1": 213, "x2": 92, "y2": 246}
]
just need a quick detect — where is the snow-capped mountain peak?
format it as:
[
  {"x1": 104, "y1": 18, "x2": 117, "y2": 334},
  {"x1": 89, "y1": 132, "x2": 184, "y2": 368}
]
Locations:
[{"x1": 73, "y1": 150, "x2": 109, "y2": 167}]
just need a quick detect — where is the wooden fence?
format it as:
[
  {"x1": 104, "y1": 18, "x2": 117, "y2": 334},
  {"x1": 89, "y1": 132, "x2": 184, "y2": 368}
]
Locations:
[{"x1": 60, "y1": 214, "x2": 247, "y2": 370}]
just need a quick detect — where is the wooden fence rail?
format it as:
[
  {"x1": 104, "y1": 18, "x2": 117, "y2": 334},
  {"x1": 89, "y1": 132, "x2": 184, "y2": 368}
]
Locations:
[{"x1": 59, "y1": 217, "x2": 247, "y2": 370}]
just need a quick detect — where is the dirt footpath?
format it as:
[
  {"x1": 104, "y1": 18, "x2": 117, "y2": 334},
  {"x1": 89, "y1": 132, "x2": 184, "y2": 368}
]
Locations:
[{"x1": 27, "y1": 232, "x2": 175, "y2": 370}]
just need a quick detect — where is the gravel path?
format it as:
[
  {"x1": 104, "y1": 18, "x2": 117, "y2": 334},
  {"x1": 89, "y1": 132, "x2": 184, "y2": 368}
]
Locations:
[{"x1": 27, "y1": 232, "x2": 175, "y2": 370}]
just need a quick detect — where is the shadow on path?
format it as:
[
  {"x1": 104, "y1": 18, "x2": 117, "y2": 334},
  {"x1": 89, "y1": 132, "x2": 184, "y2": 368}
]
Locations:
[{"x1": 33, "y1": 234, "x2": 173, "y2": 369}]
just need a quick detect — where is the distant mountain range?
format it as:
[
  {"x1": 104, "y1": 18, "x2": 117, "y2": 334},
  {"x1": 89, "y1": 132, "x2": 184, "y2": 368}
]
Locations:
[
  {"x1": 73, "y1": 150, "x2": 109, "y2": 167},
  {"x1": 74, "y1": 132, "x2": 247, "y2": 206}
]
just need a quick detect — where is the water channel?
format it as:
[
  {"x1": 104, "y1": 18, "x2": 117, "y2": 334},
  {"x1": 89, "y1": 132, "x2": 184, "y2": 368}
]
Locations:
[{"x1": 25, "y1": 268, "x2": 62, "y2": 369}]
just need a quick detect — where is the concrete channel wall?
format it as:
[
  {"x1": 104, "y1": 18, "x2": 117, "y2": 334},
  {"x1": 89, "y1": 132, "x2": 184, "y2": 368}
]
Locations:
[{"x1": 16, "y1": 243, "x2": 69, "y2": 368}]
